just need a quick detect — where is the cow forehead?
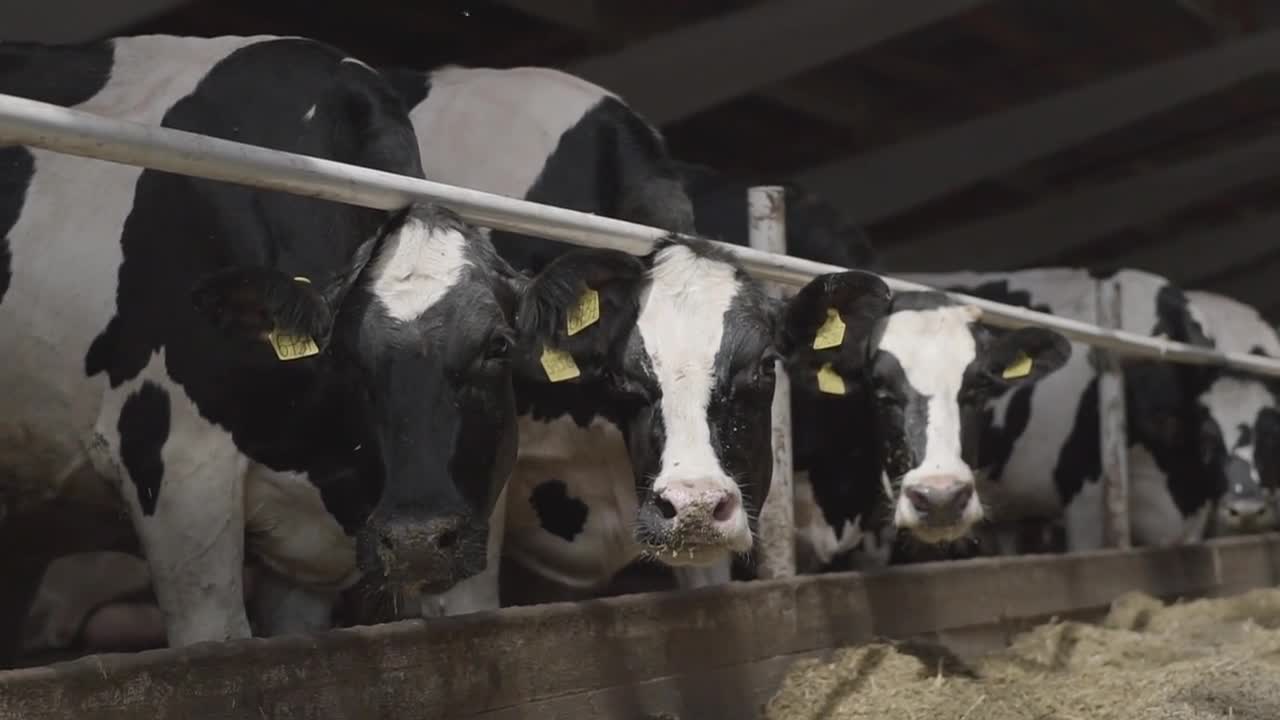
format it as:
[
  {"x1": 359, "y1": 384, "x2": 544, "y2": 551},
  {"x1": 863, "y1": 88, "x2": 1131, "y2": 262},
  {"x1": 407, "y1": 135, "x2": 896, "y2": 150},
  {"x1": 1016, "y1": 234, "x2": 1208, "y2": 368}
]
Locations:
[
  {"x1": 366, "y1": 217, "x2": 473, "y2": 322},
  {"x1": 1201, "y1": 377, "x2": 1272, "y2": 447},
  {"x1": 635, "y1": 245, "x2": 746, "y2": 380},
  {"x1": 876, "y1": 307, "x2": 978, "y2": 392}
]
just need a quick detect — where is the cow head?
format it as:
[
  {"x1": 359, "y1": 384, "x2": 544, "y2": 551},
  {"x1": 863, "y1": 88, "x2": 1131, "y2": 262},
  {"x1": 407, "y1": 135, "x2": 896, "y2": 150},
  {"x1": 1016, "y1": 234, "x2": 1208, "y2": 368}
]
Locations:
[
  {"x1": 786, "y1": 291, "x2": 1071, "y2": 544},
  {"x1": 191, "y1": 203, "x2": 518, "y2": 595},
  {"x1": 1196, "y1": 372, "x2": 1280, "y2": 535},
  {"x1": 510, "y1": 237, "x2": 890, "y2": 566}
]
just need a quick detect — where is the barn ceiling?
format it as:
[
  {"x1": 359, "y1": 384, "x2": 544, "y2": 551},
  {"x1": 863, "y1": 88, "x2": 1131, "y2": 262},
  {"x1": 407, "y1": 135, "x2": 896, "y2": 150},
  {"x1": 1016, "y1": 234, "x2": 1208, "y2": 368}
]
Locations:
[{"x1": 5, "y1": 0, "x2": 1280, "y2": 320}]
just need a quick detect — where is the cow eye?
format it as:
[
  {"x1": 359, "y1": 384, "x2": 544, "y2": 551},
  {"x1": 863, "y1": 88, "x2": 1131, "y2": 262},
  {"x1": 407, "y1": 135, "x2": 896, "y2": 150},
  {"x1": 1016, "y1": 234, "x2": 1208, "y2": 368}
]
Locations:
[{"x1": 485, "y1": 333, "x2": 513, "y2": 361}]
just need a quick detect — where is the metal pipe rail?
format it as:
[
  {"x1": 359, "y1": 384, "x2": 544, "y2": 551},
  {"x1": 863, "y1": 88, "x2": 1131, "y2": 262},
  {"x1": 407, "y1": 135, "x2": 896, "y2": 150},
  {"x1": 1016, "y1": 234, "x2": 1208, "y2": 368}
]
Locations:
[{"x1": 1, "y1": 92, "x2": 1277, "y2": 376}]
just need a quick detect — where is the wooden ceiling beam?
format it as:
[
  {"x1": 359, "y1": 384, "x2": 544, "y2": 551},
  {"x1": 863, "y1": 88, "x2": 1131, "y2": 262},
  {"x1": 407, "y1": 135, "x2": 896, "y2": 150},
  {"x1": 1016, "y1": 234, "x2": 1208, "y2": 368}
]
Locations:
[
  {"x1": 879, "y1": 129, "x2": 1280, "y2": 272},
  {"x1": 792, "y1": 28, "x2": 1280, "y2": 224}
]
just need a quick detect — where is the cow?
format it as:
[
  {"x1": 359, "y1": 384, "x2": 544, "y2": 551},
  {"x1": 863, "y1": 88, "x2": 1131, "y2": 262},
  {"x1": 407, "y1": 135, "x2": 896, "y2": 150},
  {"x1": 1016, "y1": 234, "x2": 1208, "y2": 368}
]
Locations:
[
  {"x1": 789, "y1": 288, "x2": 1072, "y2": 572},
  {"x1": 838, "y1": 268, "x2": 1215, "y2": 559},
  {"x1": 0, "y1": 35, "x2": 538, "y2": 661},
  {"x1": 1161, "y1": 290, "x2": 1280, "y2": 540}
]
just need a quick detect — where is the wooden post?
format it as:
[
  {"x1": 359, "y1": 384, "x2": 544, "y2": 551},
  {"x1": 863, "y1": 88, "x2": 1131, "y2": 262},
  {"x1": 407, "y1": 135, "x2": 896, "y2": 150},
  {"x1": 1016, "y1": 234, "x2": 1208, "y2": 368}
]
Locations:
[
  {"x1": 1096, "y1": 277, "x2": 1131, "y2": 549},
  {"x1": 749, "y1": 186, "x2": 796, "y2": 579}
]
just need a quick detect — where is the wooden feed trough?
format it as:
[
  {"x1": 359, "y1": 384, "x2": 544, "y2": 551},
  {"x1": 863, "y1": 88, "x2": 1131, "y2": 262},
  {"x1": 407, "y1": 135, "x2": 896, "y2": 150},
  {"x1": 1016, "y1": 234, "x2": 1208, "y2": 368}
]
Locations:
[{"x1": 2, "y1": 533, "x2": 1278, "y2": 720}]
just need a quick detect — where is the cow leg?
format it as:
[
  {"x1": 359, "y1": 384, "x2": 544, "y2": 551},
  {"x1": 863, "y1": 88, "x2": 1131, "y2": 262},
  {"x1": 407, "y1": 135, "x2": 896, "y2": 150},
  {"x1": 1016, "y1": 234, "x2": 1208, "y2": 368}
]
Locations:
[
  {"x1": 110, "y1": 400, "x2": 252, "y2": 647},
  {"x1": 671, "y1": 558, "x2": 732, "y2": 589},
  {"x1": 421, "y1": 485, "x2": 508, "y2": 618}
]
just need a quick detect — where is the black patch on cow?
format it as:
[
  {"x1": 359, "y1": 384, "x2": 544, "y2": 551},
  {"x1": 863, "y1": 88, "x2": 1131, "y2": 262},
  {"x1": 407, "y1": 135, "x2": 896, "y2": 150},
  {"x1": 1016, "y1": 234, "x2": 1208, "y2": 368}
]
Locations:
[
  {"x1": 0, "y1": 40, "x2": 113, "y2": 107},
  {"x1": 0, "y1": 40, "x2": 113, "y2": 309},
  {"x1": 379, "y1": 65, "x2": 432, "y2": 112},
  {"x1": 946, "y1": 280, "x2": 1052, "y2": 315},
  {"x1": 117, "y1": 382, "x2": 171, "y2": 516},
  {"x1": 868, "y1": 350, "x2": 930, "y2": 481},
  {"x1": 529, "y1": 480, "x2": 589, "y2": 541},
  {"x1": 1154, "y1": 285, "x2": 1211, "y2": 345},
  {"x1": 978, "y1": 385, "x2": 1035, "y2": 482},
  {"x1": 1238, "y1": 424, "x2": 1254, "y2": 448},
  {"x1": 0, "y1": 148, "x2": 29, "y2": 307},
  {"x1": 492, "y1": 97, "x2": 693, "y2": 273},
  {"x1": 1053, "y1": 378, "x2": 1101, "y2": 504}
]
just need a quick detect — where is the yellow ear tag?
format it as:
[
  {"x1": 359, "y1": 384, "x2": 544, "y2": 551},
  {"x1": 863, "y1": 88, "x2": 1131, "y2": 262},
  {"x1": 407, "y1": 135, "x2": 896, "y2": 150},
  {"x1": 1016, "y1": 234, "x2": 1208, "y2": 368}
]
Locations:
[
  {"x1": 816, "y1": 362, "x2": 846, "y2": 396},
  {"x1": 267, "y1": 329, "x2": 320, "y2": 361},
  {"x1": 540, "y1": 346, "x2": 581, "y2": 383},
  {"x1": 1002, "y1": 351, "x2": 1033, "y2": 380},
  {"x1": 262, "y1": 276, "x2": 320, "y2": 360},
  {"x1": 812, "y1": 308, "x2": 846, "y2": 350},
  {"x1": 566, "y1": 287, "x2": 600, "y2": 337}
]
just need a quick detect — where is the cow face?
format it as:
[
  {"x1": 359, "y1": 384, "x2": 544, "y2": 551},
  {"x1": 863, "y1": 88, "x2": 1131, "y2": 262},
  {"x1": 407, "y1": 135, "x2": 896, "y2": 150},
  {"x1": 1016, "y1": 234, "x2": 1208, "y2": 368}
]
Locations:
[
  {"x1": 787, "y1": 292, "x2": 1071, "y2": 544},
  {"x1": 1197, "y1": 376, "x2": 1280, "y2": 535},
  {"x1": 511, "y1": 239, "x2": 891, "y2": 566},
  {"x1": 191, "y1": 204, "x2": 518, "y2": 595}
]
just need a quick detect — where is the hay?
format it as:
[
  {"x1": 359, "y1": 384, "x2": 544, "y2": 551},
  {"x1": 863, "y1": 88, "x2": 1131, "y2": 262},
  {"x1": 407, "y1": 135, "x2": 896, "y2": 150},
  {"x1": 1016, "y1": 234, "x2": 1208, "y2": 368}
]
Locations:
[{"x1": 767, "y1": 588, "x2": 1280, "y2": 720}]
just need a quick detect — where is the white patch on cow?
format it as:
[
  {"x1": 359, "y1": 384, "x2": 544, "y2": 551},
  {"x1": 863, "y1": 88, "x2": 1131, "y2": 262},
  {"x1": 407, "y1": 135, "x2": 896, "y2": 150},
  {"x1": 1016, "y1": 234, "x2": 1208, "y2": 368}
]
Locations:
[
  {"x1": 303, "y1": 104, "x2": 317, "y2": 122},
  {"x1": 794, "y1": 471, "x2": 864, "y2": 569},
  {"x1": 408, "y1": 66, "x2": 618, "y2": 200},
  {"x1": 637, "y1": 245, "x2": 752, "y2": 556},
  {"x1": 502, "y1": 415, "x2": 640, "y2": 589},
  {"x1": 876, "y1": 306, "x2": 984, "y2": 539},
  {"x1": 366, "y1": 218, "x2": 469, "y2": 322}
]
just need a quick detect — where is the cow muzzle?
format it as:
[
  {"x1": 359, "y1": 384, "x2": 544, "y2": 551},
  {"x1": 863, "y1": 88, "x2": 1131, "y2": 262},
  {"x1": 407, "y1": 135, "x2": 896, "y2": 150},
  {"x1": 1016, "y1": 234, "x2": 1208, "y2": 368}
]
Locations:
[
  {"x1": 636, "y1": 477, "x2": 751, "y2": 564},
  {"x1": 356, "y1": 511, "x2": 486, "y2": 594},
  {"x1": 895, "y1": 474, "x2": 982, "y2": 542}
]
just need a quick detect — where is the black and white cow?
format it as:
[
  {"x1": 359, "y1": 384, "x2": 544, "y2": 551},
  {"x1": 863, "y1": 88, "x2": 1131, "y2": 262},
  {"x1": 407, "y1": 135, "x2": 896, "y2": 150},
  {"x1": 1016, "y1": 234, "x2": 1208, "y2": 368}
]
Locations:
[
  {"x1": 363, "y1": 65, "x2": 894, "y2": 608},
  {"x1": 1170, "y1": 290, "x2": 1280, "y2": 539},
  {"x1": 789, "y1": 289, "x2": 1072, "y2": 571},
  {"x1": 853, "y1": 269, "x2": 1218, "y2": 558},
  {"x1": 0, "y1": 35, "x2": 534, "y2": 657}
]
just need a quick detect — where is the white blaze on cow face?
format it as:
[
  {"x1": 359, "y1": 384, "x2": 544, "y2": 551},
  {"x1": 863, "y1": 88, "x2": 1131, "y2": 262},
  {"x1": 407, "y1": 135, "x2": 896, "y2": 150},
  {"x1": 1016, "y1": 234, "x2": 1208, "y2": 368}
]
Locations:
[
  {"x1": 366, "y1": 217, "x2": 470, "y2": 323},
  {"x1": 1199, "y1": 377, "x2": 1278, "y2": 535},
  {"x1": 873, "y1": 305, "x2": 985, "y2": 542},
  {"x1": 634, "y1": 244, "x2": 753, "y2": 562}
]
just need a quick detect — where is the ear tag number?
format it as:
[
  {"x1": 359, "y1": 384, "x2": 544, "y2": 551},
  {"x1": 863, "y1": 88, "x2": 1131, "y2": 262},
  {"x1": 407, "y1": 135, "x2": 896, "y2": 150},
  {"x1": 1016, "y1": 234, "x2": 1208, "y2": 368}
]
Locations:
[
  {"x1": 812, "y1": 308, "x2": 846, "y2": 350},
  {"x1": 541, "y1": 346, "x2": 581, "y2": 382},
  {"x1": 1002, "y1": 351, "x2": 1033, "y2": 380},
  {"x1": 816, "y1": 362, "x2": 846, "y2": 396},
  {"x1": 268, "y1": 329, "x2": 320, "y2": 361},
  {"x1": 566, "y1": 287, "x2": 600, "y2": 336}
]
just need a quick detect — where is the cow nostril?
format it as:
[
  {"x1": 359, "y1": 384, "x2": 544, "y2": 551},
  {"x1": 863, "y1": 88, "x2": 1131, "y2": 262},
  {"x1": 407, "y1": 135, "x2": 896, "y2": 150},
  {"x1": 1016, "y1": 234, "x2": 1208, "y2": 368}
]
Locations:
[
  {"x1": 952, "y1": 485, "x2": 974, "y2": 509},
  {"x1": 1228, "y1": 506, "x2": 1241, "y2": 517},
  {"x1": 654, "y1": 496, "x2": 677, "y2": 520},
  {"x1": 436, "y1": 530, "x2": 459, "y2": 550},
  {"x1": 380, "y1": 535, "x2": 395, "y2": 551},
  {"x1": 905, "y1": 487, "x2": 931, "y2": 513},
  {"x1": 713, "y1": 494, "x2": 738, "y2": 523}
]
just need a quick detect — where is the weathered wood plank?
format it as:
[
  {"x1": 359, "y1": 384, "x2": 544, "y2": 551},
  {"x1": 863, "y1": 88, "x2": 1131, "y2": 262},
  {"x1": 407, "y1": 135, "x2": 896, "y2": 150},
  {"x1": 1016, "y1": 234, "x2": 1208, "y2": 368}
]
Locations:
[{"x1": 4, "y1": 535, "x2": 1280, "y2": 719}]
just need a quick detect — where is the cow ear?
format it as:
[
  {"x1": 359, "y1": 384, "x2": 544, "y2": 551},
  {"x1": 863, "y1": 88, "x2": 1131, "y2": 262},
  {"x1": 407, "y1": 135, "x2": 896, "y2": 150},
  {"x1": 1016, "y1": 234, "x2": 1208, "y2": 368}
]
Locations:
[
  {"x1": 778, "y1": 270, "x2": 891, "y2": 398},
  {"x1": 191, "y1": 267, "x2": 333, "y2": 356},
  {"x1": 981, "y1": 327, "x2": 1071, "y2": 387},
  {"x1": 511, "y1": 248, "x2": 645, "y2": 384}
]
